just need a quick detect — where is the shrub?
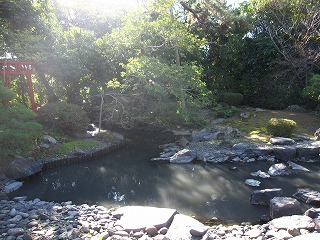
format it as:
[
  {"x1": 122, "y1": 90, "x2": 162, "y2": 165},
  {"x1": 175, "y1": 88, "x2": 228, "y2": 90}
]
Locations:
[
  {"x1": 0, "y1": 85, "x2": 43, "y2": 157},
  {"x1": 37, "y1": 102, "x2": 90, "y2": 134},
  {"x1": 266, "y1": 118, "x2": 297, "y2": 137},
  {"x1": 214, "y1": 104, "x2": 241, "y2": 118},
  {"x1": 218, "y1": 92, "x2": 243, "y2": 106}
]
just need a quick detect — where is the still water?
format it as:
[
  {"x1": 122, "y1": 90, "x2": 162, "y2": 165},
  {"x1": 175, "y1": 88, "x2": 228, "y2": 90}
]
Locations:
[{"x1": 9, "y1": 130, "x2": 320, "y2": 223}]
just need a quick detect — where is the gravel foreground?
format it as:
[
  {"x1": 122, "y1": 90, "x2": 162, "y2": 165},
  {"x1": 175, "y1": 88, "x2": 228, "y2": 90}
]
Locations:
[{"x1": 1, "y1": 197, "x2": 320, "y2": 240}]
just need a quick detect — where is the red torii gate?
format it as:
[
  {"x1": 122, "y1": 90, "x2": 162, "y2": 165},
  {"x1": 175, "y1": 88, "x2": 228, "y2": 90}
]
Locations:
[{"x1": 0, "y1": 60, "x2": 37, "y2": 112}]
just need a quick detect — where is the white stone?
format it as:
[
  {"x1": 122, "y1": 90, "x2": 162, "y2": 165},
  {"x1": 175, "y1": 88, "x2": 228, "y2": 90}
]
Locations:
[
  {"x1": 245, "y1": 179, "x2": 261, "y2": 187},
  {"x1": 113, "y1": 206, "x2": 177, "y2": 232}
]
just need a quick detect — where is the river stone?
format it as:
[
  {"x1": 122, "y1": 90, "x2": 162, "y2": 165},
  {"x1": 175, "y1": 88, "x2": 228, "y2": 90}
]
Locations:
[
  {"x1": 250, "y1": 188, "x2": 283, "y2": 205},
  {"x1": 4, "y1": 181, "x2": 23, "y2": 193},
  {"x1": 113, "y1": 206, "x2": 177, "y2": 232},
  {"x1": 74, "y1": 147, "x2": 86, "y2": 156},
  {"x1": 269, "y1": 215, "x2": 315, "y2": 230},
  {"x1": 288, "y1": 161, "x2": 310, "y2": 172},
  {"x1": 270, "y1": 137, "x2": 296, "y2": 145},
  {"x1": 250, "y1": 170, "x2": 270, "y2": 178},
  {"x1": 293, "y1": 188, "x2": 320, "y2": 204},
  {"x1": 169, "y1": 149, "x2": 197, "y2": 164},
  {"x1": 245, "y1": 179, "x2": 261, "y2": 187},
  {"x1": 272, "y1": 146, "x2": 296, "y2": 161},
  {"x1": 268, "y1": 163, "x2": 290, "y2": 176},
  {"x1": 270, "y1": 197, "x2": 302, "y2": 219},
  {"x1": 166, "y1": 214, "x2": 204, "y2": 240}
]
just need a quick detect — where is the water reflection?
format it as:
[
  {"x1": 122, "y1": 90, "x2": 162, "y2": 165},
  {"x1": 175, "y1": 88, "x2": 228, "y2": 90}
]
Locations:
[{"x1": 9, "y1": 129, "x2": 320, "y2": 223}]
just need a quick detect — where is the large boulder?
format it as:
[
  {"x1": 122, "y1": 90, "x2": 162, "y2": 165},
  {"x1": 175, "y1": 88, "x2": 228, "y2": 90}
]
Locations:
[
  {"x1": 3, "y1": 157, "x2": 43, "y2": 179},
  {"x1": 113, "y1": 206, "x2": 177, "y2": 232},
  {"x1": 192, "y1": 126, "x2": 241, "y2": 142},
  {"x1": 270, "y1": 197, "x2": 302, "y2": 219},
  {"x1": 268, "y1": 215, "x2": 315, "y2": 230},
  {"x1": 250, "y1": 188, "x2": 283, "y2": 205},
  {"x1": 169, "y1": 149, "x2": 197, "y2": 164},
  {"x1": 293, "y1": 188, "x2": 320, "y2": 205},
  {"x1": 268, "y1": 163, "x2": 290, "y2": 176},
  {"x1": 272, "y1": 146, "x2": 296, "y2": 161},
  {"x1": 285, "y1": 105, "x2": 307, "y2": 113},
  {"x1": 270, "y1": 137, "x2": 295, "y2": 146},
  {"x1": 295, "y1": 144, "x2": 320, "y2": 161}
]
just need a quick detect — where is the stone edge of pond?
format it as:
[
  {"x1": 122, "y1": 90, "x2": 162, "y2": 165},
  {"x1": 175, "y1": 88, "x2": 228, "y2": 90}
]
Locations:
[
  {"x1": 41, "y1": 140, "x2": 126, "y2": 170},
  {"x1": 1, "y1": 198, "x2": 320, "y2": 240},
  {"x1": 0, "y1": 139, "x2": 126, "y2": 195}
]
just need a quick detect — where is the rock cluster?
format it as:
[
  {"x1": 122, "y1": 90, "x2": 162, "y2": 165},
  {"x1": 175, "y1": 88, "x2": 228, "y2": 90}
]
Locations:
[
  {"x1": 1, "y1": 198, "x2": 320, "y2": 240},
  {"x1": 152, "y1": 126, "x2": 320, "y2": 164}
]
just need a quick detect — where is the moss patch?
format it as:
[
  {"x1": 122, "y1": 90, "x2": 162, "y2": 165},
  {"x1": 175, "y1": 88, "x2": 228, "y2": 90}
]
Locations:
[
  {"x1": 57, "y1": 139, "x2": 101, "y2": 156},
  {"x1": 224, "y1": 109, "x2": 320, "y2": 139}
]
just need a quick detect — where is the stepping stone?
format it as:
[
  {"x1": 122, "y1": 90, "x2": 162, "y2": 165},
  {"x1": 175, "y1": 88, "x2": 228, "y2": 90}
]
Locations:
[
  {"x1": 113, "y1": 206, "x2": 177, "y2": 232},
  {"x1": 293, "y1": 188, "x2": 320, "y2": 204},
  {"x1": 166, "y1": 214, "x2": 207, "y2": 240}
]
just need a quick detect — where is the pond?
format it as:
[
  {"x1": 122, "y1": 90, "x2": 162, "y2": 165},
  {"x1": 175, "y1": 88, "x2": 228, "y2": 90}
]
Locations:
[{"x1": 9, "y1": 129, "x2": 320, "y2": 224}]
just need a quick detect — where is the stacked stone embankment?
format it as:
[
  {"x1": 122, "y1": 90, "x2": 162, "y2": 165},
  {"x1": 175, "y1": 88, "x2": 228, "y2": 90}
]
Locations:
[{"x1": 1, "y1": 198, "x2": 320, "y2": 240}]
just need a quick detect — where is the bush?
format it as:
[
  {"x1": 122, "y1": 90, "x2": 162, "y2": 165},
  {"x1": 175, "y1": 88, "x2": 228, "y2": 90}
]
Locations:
[
  {"x1": 0, "y1": 85, "x2": 43, "y2": 157},
  {"x1": 266, "y1": 118, "x2": 297, "y2": 137},
  {"x1": 218, "y1": 92, "x2": 243, "y2": 106},
  {"x1": 37, "y1": 102, "x2": 90, "y2": 134},
  {"x1": 214, "y1": 104, "x2": 241, "y2": 118}
]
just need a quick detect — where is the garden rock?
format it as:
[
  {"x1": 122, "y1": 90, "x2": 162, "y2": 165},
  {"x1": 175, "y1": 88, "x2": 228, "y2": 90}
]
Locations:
[
  {"x1": 270, "y1": 137, "x2": 295, "y2": 145},
  {"x1": 270, "y1": 197, "x2": 302, "y2": 219},
  {"x1": 293, "y1": 188, "x2": 320, "y2": 205},
  {"x1": 268, "y1": 215, "x2": 315, "y2": 230},
  {"x1": 4, "y1": 157, "x2": 43, "y2": 179},
  {"x1": 169, "y1": 149, "x2": 197, "y2": 164},
  {"x1": 113, "y1": 206, "x2": 177, "y2": 232},
  {"x1": 4, "y1": 181, "x2": 23, "y2": 193},
  {"x1": 166, "y1": 214, "x2": 204, "y2": 240},
  {"x1": 245, "y1": 179, "x2": 261, "y2": 187},
  {"x1": 315, "y1": 128, "x2": 320, "y2": 140},
  {"x1": 74, "y1": 147, "x2": 86, "y2": 156},
  {"x1": 250, "y1": 188, "x2": 283, "y2": 205},
  {"x1": 295, "y1": 144, "x2": 320, "y2": 160},
  {"x1": 285, "y1": 105, "x2": 307, "y2": 113},
  {"x1": 250, "y1": 170, "x2": 270, "y2": 178},
  {"x1": 288, "y1": 161, "x2": 310, "y2": 172},
  {"x1": 272, "y1": 146, "x2": 296, "y2": 161},
  {"x1": 40, "y1": 135, "x2": 58, "y2": 145},
  {"x1": 268, "y1": 163, "x2": 290, "y2": 176}
]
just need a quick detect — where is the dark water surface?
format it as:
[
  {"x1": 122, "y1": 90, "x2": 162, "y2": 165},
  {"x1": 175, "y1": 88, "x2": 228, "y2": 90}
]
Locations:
[{"x1": 9, "y1": 130, "x2": 320, "y2": 223}]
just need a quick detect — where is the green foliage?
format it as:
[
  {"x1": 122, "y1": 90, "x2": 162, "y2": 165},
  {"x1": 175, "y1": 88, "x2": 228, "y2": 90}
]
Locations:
[
  {"x1": 0, "y1": 85, "x2": 16, "y2": 102},
  {"x1": 37, "y1": 102, "x2": 90, "y2": 134},
  {"x1": 213, "y1": 104, "x2": 241, "y2": 119},
  {"x1": 302, "y1": 74, "x2": 320, "y2": 107},
  {"x1": 218, "y1": 92, "x2": 243, "y2": 106},
  {"x1": 57, "y1": 139, "x2": 100, "y2": 156},
  {"x1": 0, "y1": 86, "x2": 42, "y2": 157},
  {"x1": 266, "y1": 118, "x2": 297, "y2": 137}
]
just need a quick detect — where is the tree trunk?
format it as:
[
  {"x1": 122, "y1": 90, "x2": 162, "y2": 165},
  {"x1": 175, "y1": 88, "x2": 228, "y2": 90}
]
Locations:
[{"x1": 34, "y1": 66, "x2": 58, "y2": 103}]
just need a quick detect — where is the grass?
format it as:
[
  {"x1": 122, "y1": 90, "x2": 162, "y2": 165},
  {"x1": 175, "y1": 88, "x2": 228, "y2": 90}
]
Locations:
[
  {"x1": 224, "y1": 109, "x2": 320, "y2": 141},
  {"x1": 57, "y1": 139, "x2": 101, "y2": 156}
]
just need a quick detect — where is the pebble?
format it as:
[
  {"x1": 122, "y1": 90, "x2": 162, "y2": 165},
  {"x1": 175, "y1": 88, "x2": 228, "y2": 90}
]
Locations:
[{"x1": 0, "y1": 198, "x2": 319, "y2": 240}]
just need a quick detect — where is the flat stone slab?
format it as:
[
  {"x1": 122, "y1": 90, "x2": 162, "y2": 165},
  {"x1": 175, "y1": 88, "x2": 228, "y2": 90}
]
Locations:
[
  {"x1": 113, "y1": 206, "x2": 177, "y2": 232},
  {"x1": 270, "y1": 137, "x2": 295, "y2": 145},
  {"x1": 268, "y1": 215, "x2": 315, "y2": 230},
  {"x1": 166, "y1": 214, "x2": 205, "y2": 240},
  {"x1": 288, "y1": 161, "x2": 310, "y2": 172},
  {"x1": 250, "y1": 188, "x2": 283, "y2": 205}
]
